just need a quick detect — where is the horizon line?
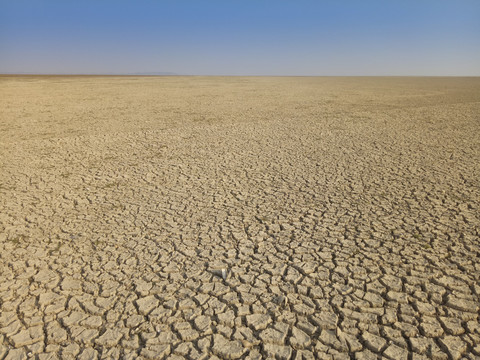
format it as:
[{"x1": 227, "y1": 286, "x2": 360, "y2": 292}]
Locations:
[{"x1": 1, "y1": 73, "x2": 480, "y2": 78}]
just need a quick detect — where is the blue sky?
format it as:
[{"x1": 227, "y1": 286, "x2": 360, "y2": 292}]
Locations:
[{"x1": 1, "y1": 0, "x2": 479, "y2": 75}]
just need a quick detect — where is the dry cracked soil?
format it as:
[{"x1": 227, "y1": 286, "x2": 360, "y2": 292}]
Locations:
[{"x1": 0, "y1": 76, "x2": 479, "y2": 360}]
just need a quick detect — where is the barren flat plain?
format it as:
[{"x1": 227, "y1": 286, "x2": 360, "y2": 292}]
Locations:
[{"x1": 0, "y1": 76, "x2": 479, "y2": 360}]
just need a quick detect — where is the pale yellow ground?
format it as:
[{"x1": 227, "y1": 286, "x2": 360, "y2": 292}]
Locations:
[{"x1": 0, "y1": 76, "x2": 479, "y2": 359}]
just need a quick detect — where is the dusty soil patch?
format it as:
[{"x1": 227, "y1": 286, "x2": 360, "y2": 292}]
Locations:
[{"x1": 1, "y1": 76, "x2": 479, "y2": 359}]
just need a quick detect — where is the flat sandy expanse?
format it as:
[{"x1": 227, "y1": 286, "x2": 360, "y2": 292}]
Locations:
[{"x1": 0, "y1": 76, "x2": 479, "y2": 359}]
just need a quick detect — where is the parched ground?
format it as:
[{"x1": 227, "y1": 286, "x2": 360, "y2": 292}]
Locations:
[{"x1": 0, "y1": 76, "x2": 479, "y2": 360}]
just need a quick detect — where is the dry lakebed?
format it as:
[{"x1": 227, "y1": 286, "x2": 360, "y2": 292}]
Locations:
[{"x1": 0, "y1": 76, "x2": 479, "y2": 359}]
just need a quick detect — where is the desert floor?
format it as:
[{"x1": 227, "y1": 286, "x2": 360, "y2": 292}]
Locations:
[{"x1": 0, "y1": 76, "x2": 479, "y2": 360}]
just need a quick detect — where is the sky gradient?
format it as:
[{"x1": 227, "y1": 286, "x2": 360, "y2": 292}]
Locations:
[{"x1": 1, "y1": 0, "x2": 479, "y2": 76}]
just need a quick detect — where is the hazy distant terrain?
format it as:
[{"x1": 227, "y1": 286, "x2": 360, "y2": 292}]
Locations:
[{"x1": 0, "y1": 76, "x2": 479, "y2": 359}]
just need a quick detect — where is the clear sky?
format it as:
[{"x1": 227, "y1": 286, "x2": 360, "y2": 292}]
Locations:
[{"x1": 1, "y1": 0, "x2": 479, "y2": 76}]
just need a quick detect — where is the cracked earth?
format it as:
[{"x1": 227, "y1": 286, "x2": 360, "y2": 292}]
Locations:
[{"x1": 0, "y1": 76, "x2": 479, "y2": 359}]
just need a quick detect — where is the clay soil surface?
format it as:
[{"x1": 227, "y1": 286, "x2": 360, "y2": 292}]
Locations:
[{"x1": 1, "y1": 76, "x2": 479, "y2": 359}]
